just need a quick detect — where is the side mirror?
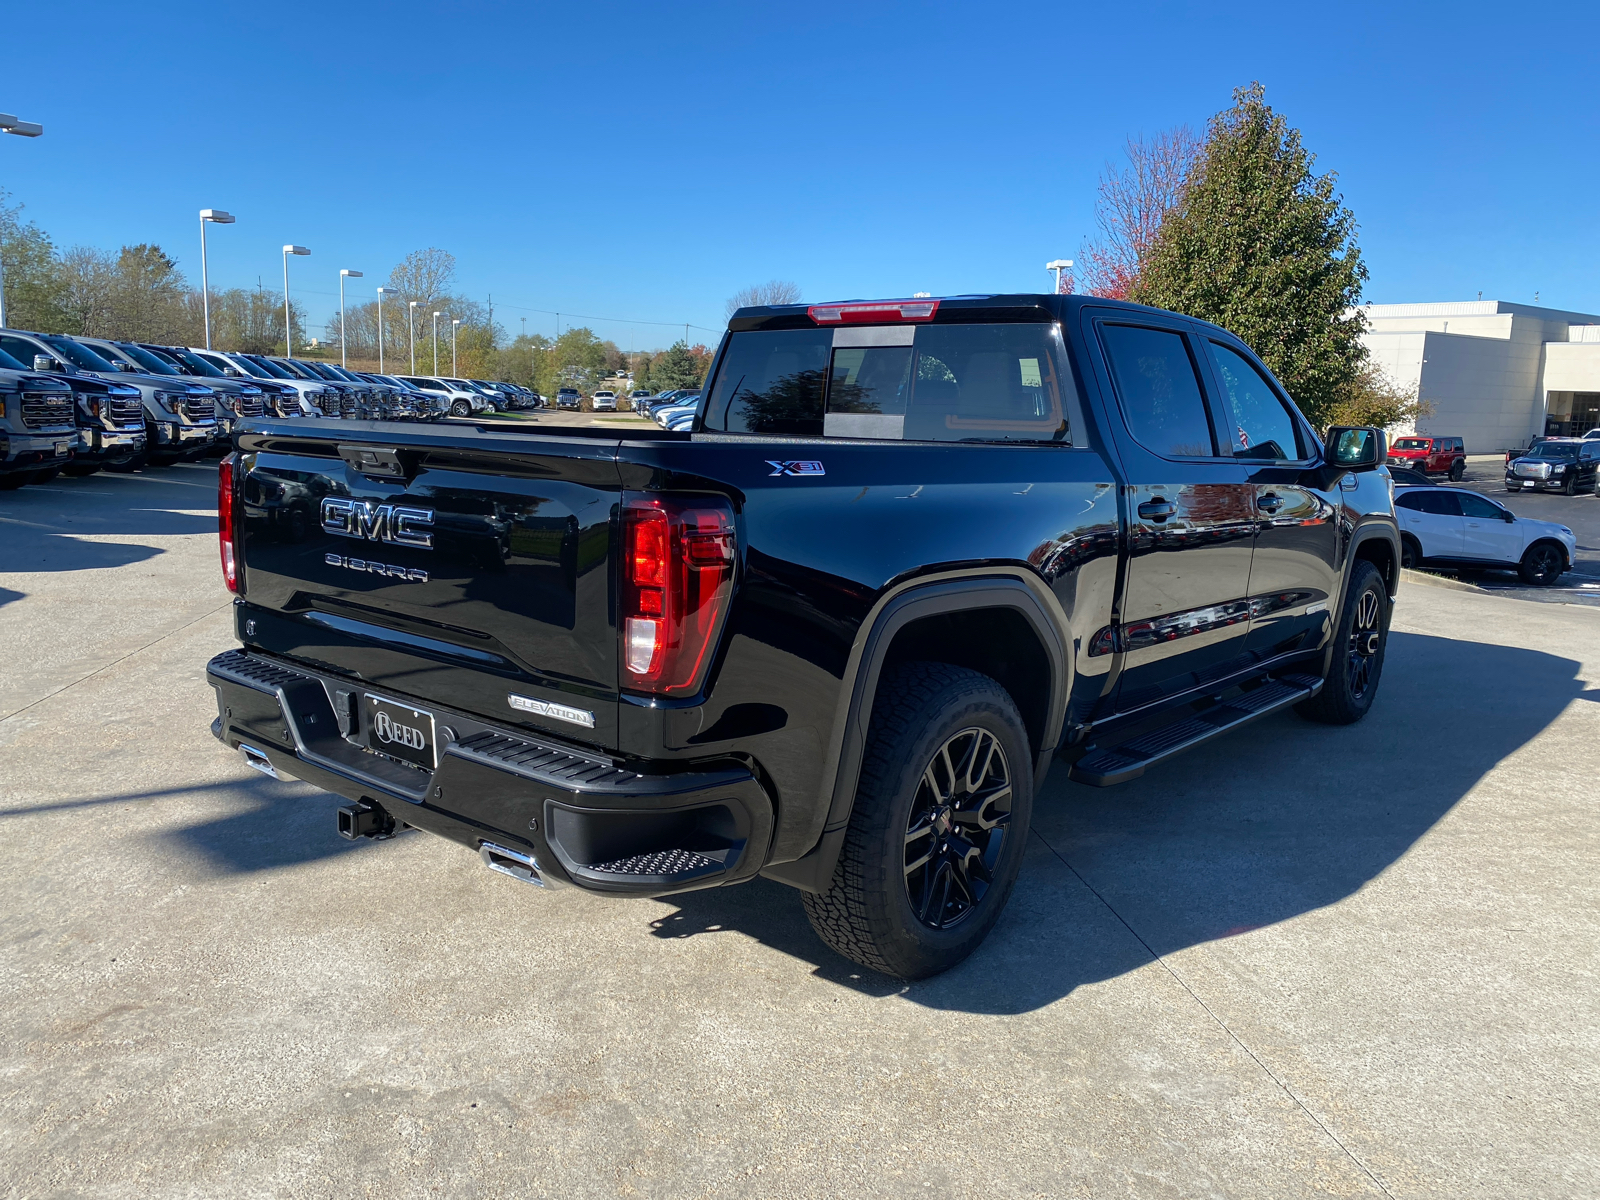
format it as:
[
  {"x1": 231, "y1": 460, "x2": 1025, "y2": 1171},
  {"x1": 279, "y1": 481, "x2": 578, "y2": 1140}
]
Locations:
[
  {"x1": 33, "y1": 354, "x2": 63, "y2": 373},
  {"x1": 1325, "y1": 425, "x2": 1385, "y2": 471},
  {"x1": 1503, "y1": 510, "x2": 1516, "y2": 523},
  {"x1": 222, "y1": 367, "x2": 240, "y2": 377}
]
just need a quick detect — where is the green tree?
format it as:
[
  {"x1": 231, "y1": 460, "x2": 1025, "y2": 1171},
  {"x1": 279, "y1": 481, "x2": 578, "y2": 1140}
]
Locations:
[
  {"x1": 0, "y1": 188, "x2": 66, "y2": 332},
  {"x1": 652, "y1": 339, "x2": 704, "y2": 390},
  {"x1": 1132, "y1": 83, "x2": 1368, "y2": 428}
]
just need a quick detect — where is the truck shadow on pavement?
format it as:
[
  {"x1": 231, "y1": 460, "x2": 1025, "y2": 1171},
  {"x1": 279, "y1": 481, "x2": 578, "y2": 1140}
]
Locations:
[
  {"x1": 648, "y1": 630, "x2": 1598, "y2": 1013},
  {"x1": 0, "y1": 468, "x2": 218, "y2": 577}
]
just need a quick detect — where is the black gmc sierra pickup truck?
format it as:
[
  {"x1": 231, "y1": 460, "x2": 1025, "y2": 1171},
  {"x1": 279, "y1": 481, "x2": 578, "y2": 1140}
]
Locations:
[{"x1": 207, "y1": 293, "x2": 1400, "y2": 978}]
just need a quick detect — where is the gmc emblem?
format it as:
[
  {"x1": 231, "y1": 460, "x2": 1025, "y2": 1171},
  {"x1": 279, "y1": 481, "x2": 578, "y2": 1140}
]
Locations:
[{"x1": 320, "y1": 497, "x2": 435, "y2": 548}]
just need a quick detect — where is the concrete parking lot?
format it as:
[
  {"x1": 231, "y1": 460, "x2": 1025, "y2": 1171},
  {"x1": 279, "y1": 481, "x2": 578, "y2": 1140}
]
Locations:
[{"x1": 2, "y1": 464, "x2": 1598, "y2": 1198}]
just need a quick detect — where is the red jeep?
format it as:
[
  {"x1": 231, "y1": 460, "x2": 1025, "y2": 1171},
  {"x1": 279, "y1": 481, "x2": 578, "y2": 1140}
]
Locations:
[{"x1": 1387, "y1": 435, "x2": 1465, "y2": 480}]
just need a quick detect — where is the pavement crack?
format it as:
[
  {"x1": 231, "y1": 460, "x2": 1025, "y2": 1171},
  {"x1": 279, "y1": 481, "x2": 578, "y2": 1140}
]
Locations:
[
  {"x1": 1029, "y1": 826, "x2": 1396, "y2": 1199},
  {"x1": 0, "y1": 599, "x2": 232, "y2": 727}
]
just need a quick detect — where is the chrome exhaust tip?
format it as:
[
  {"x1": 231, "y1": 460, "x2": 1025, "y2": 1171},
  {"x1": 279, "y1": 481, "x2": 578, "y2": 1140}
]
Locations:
[
  {"x1": 480, "y1": 841, "x2": 561, "y2": 888},
  {"x1": 240, "y1": 744, "x2": 288, "y2": 780}
]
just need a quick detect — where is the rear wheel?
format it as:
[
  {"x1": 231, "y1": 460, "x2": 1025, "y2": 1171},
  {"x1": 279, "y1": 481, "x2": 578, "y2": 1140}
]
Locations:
[
  {"x1": 1449, "y1": 460, "x2": 1465, "y2": 481},
  {"x1": 802, "y1": 662, "x2": 1033, "y2": 979},
  {"x1": 1297, "y1": 560, "x2": 1389, "y2": 726},
  {"x1": 1400, "y1": 536, "x2": 1421, "y2": 570},
  {"x1": 1519, "y1": 541, "x2": 1564, "y2": 586}
]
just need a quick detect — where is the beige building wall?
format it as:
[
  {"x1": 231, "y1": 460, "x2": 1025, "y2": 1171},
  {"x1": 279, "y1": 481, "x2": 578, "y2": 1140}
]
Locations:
[{"x1": 1357, "y1": 302, "x2": 1600, "y2": 452}]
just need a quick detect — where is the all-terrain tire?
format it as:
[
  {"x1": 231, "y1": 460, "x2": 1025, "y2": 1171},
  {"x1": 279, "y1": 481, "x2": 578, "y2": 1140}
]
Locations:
[
  {"x1": 1449, "y1": 460, "x2": 1466, "y2": 481},
  {"x1": 1296, "y1": 560, "x2": 1390, "y2": 726},
  {"x1": 801, "y1": 662, "x2": 1033, "y2": 980}
]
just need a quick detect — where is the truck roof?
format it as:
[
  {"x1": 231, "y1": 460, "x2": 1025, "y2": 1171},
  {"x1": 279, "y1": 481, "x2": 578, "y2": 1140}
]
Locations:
[{"x1": 726, "y1": 292, "x2": 1209, "y2": 334}]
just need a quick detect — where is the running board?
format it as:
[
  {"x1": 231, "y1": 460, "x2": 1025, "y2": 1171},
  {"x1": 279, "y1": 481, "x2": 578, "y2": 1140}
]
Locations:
[{"x1": 1069, "y1": 674, "x2": 1322, "y2": 787}]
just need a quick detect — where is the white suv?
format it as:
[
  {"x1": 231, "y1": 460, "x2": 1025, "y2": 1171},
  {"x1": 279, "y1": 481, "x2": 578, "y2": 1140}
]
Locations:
[
  {"x1": 1396, "y1": 486, "x2": 1575, "y2": 585},
  {"x1": 399, "y1": 376, "x2": 495, "y2": 418}
]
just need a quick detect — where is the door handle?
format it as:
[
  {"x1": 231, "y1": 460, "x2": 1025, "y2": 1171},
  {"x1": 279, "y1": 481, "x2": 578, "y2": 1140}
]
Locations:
[
  {"x1": 1257, "y1": 493, "x2": 1284, "y2": 513},
  {"x1": 1137, "y1": 499, "x2": 1176, "y2": 522}
]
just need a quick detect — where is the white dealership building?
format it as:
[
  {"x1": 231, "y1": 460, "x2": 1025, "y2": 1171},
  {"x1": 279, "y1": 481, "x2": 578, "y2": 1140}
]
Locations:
[{"x1": 1359, "y1": 300, "x2": 1600, "y2": 452}]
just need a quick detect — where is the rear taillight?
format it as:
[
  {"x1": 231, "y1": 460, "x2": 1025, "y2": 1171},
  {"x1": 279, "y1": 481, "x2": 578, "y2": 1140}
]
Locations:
[
  {"x1": 620, "y1": 494, "x2": 735, "y2": 696},
  {"x1": 218, "y1": 453, "x2": 238, "y2": 593},
  {"x1": 808, "y1": 299, "x2": 940, "y2": 324}
]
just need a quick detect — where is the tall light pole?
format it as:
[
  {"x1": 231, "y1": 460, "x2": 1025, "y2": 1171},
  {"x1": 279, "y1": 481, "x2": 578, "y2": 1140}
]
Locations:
[
  {"x1": 408, "y1": 301, "x2": 419, "y2": 374},
  {"x1": 282, "y1": 245, "x2": 310, "y2": 356},
  {"x1": 1047, "y1": 258, "x2": 1074, "y2": 295},
  {"x1": 0, "y1": 114, "x2": 45, "y2": 330},
  {"x1": 432, "y1": 311, "x2": 441, "y2": 375},
  {"x1": 338, "y1": 269, "x2": 363, "y2": 367},
  {"x1": 451, "y1": 318, "x2": 461, "y2": 377},
  {"x1": 377, "y1": 288, "x2": 390, "y2": 372},
  {"x1": 198, "y1": 210, "x2": 235, "y2": 349}
]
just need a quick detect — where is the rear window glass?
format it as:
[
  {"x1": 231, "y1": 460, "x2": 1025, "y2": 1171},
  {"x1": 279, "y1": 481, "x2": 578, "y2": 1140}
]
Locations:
[{"x1": 704, "y1": 323, "x2": 1070, "y2": 442}]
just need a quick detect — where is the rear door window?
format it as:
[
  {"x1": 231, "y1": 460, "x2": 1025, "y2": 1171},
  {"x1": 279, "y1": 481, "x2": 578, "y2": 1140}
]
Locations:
[
  {"x1": 1098, "y1": 324, "x2": 1216, "y2": 456},
  {"x1": 1206, "y1": 341, "x2": 1303, "y2": 460},
  {"x1": 1414, "y1": 491, "x2": 1463, "y2": 517}
]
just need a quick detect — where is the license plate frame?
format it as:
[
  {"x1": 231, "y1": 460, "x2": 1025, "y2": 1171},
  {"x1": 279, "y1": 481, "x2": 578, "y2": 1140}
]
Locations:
[
  {"x1": 360, "y1": 693, "x2": 437, "y2": 770},
  {"x1": 1523, "y1": 480, "x2": 1535, "y2": 489},
  {"x1": 53, "y1": 441, "x2": 69, "y2": 456}
]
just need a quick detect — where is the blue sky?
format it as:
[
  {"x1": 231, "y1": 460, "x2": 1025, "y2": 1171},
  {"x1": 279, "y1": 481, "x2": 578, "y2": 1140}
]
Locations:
[{"x1": 4, "y1": 1, "x2": 1598, "y2": 347}]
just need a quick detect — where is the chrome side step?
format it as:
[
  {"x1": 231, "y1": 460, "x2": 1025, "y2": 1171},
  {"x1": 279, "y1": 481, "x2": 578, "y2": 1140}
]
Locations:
[
  {"x1": 1069, "y1": 674, "x2": 1322, "y2": 787},
  {"x1": 480, "y1": 841, "x2": 564, "y2": 888}
]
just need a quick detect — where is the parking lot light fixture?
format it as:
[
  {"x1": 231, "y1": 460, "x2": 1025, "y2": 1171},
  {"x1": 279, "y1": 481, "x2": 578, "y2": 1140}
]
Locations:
[
  {"x1": 339, "y1": 269, "x2": 363, "y2": 367},
  {"x1": 377, "y1": 288, "x2": 390, "y2": 372},
  {"x1": 0, "y1": 113, "x2": 44, "y2": 328},
  {"x1": 408, "y1": 301, "x2": 419, "y2": 374},
  {"x1": 0, "y1": 114, "x2": 43, "y2": 137},
  {"x1": 1047, "y1": 258, "x2": 1074, "y2": 294},
  {"x1": 198, "y1": 210, "x2": 235, "y2": 351},
  {"x1": 452, "y1": 318, "x2": 461, "y2": 376},
  {"x1": 282, "y1": 245, "x2": 310, "y2": 356},
  {"x1": 432, "y1": 311, "x2": 441, "y2": 375}
]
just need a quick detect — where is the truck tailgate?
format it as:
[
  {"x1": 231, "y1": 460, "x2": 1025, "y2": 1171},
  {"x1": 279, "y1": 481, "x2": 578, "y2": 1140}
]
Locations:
[{"x1": 233, "y1": 424, "x2": 623, "y2": 747}]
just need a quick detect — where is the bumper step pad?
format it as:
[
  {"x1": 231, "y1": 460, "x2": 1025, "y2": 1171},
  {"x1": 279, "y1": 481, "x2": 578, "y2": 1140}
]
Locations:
[{"x1": 1070, "y1": 674, "x2": 1322, "y2": 786}]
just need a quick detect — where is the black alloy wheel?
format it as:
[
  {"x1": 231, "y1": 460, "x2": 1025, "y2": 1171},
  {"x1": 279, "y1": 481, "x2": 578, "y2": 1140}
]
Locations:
[
  {"x1": 1297, "y1": 559, "x2": 1389, "y2": 726},
  {"x1": 902, "y1": 727, "x2": 1013, "y2": 931},
  {"x1": 1519, "y1": 542, "x2": 1564, "y2": 586},
  {"x1": 803, "y1": 662, "x2": 1034, "y2": 979},
  {"x1": 1346, "y1": 587, "x2": 1382, "y2": 701}
]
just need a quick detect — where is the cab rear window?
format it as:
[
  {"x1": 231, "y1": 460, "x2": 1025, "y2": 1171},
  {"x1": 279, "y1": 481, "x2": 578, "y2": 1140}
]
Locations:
[{"x1": 703, "y1": 323, "x2": 1071, "y2": 443}]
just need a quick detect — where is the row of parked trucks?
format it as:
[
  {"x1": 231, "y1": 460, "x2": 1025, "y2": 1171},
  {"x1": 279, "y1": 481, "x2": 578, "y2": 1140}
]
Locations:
[{"x1": 0, "y1": 324, "x2": 544, "y2": 488}]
